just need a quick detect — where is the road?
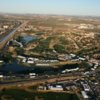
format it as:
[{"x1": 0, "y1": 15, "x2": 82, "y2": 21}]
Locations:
[
  {"x1": 0, "y1": 21, "x2": 28, "y2": 50},
  {"x1": 0, "y1": 72, "x2": 82, "y2": 89},
  {"x1": 1, "y1": 69, "x2": 99, "y2": 88}
]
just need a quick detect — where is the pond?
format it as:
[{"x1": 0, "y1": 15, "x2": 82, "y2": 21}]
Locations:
[
  {"x1": 0, "y1": 62, "x2": 31, "y2": 74},
  {"x1": 0, "y1": 62, "x2": 57, "y2": 75},
  {"x1": 0, "y1": 61, "x2": 80, "y2": 75},
  {"x1": 22, "y1": 35, "x2": 38, "y2": 44}
]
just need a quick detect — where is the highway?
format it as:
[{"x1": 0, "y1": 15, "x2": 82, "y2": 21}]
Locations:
[
  {"x1": 0, "y1": 21, "x2": 28, "y2": 50},
  {"x1": 0, "y1": 72, "x2": 82, "y2": 89}
]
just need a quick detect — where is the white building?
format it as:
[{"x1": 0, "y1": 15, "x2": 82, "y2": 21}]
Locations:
[
  {"x1": 70, "y1": 54, "x2": 76, "y2": 58},
  {"x1": 78, "y1": 57, "x2": 85, "y2": 61},
  {"x1": 0, "y1": 75, "x2": 3, "y2": 78},
  {"x1": 0, "y1": 60, "x2": 4, "y2": 64},
  {"x1": 27, "y1": 58, "x2": 34, "y2": 64},
  {"x1": 3, "y1": 25, "x2": 9, "y2": 29},
  {"x1": 81, "y1": 91, "x2": 89, "y2": 99},
  {"x1": 62, "y1": 67, "x2": 79, "y2": 73},
  {"x1": 29, "y1": 73, "x2": 36, "y2": 78},
  {"x1": 36, "y1": 63, "x2": 50, "y2": 67},
  {"x1": 38, "y1": 86, "x2": 46, "y2": 90},
  {"x1": 48, "y1": 85, "x2": 63, "y2": 91},
  {"x1": 27, "y1": 60, "x2": 34, "y2": 64},
  {"x1": 17, "y1": 55, "x2": 26, "y2": 63},
  {"x1": 22, "y1": 59, "x2": 27, "y2": 63},
  {"x1": 17, "y1": 55, "x2": 26, "y2": 59}
]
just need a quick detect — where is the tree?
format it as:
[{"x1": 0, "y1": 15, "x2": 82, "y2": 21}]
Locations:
[
  {"x1": 16, "y1": 47, "x2": 24, "y2": 55},
  {"x1": 2, "y1": 52, "x2": 14, "y2": 63},
  {"x1": 54, "y1": 44, "x2": 66, "y2": 53}
]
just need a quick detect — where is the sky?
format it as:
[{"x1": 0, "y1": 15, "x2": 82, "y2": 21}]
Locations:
[{"x1": 0, "y1": 0, "x2": 100, "y2": 16}]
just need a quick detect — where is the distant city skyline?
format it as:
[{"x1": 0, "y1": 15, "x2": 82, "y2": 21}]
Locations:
[{"x1": 0, "y1": 0, "x2": 100, "y2": 16}]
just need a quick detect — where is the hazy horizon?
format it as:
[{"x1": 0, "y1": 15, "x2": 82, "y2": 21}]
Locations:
[{"x1": 0, "y1": 0, "x2": 100, "y2": 17}]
